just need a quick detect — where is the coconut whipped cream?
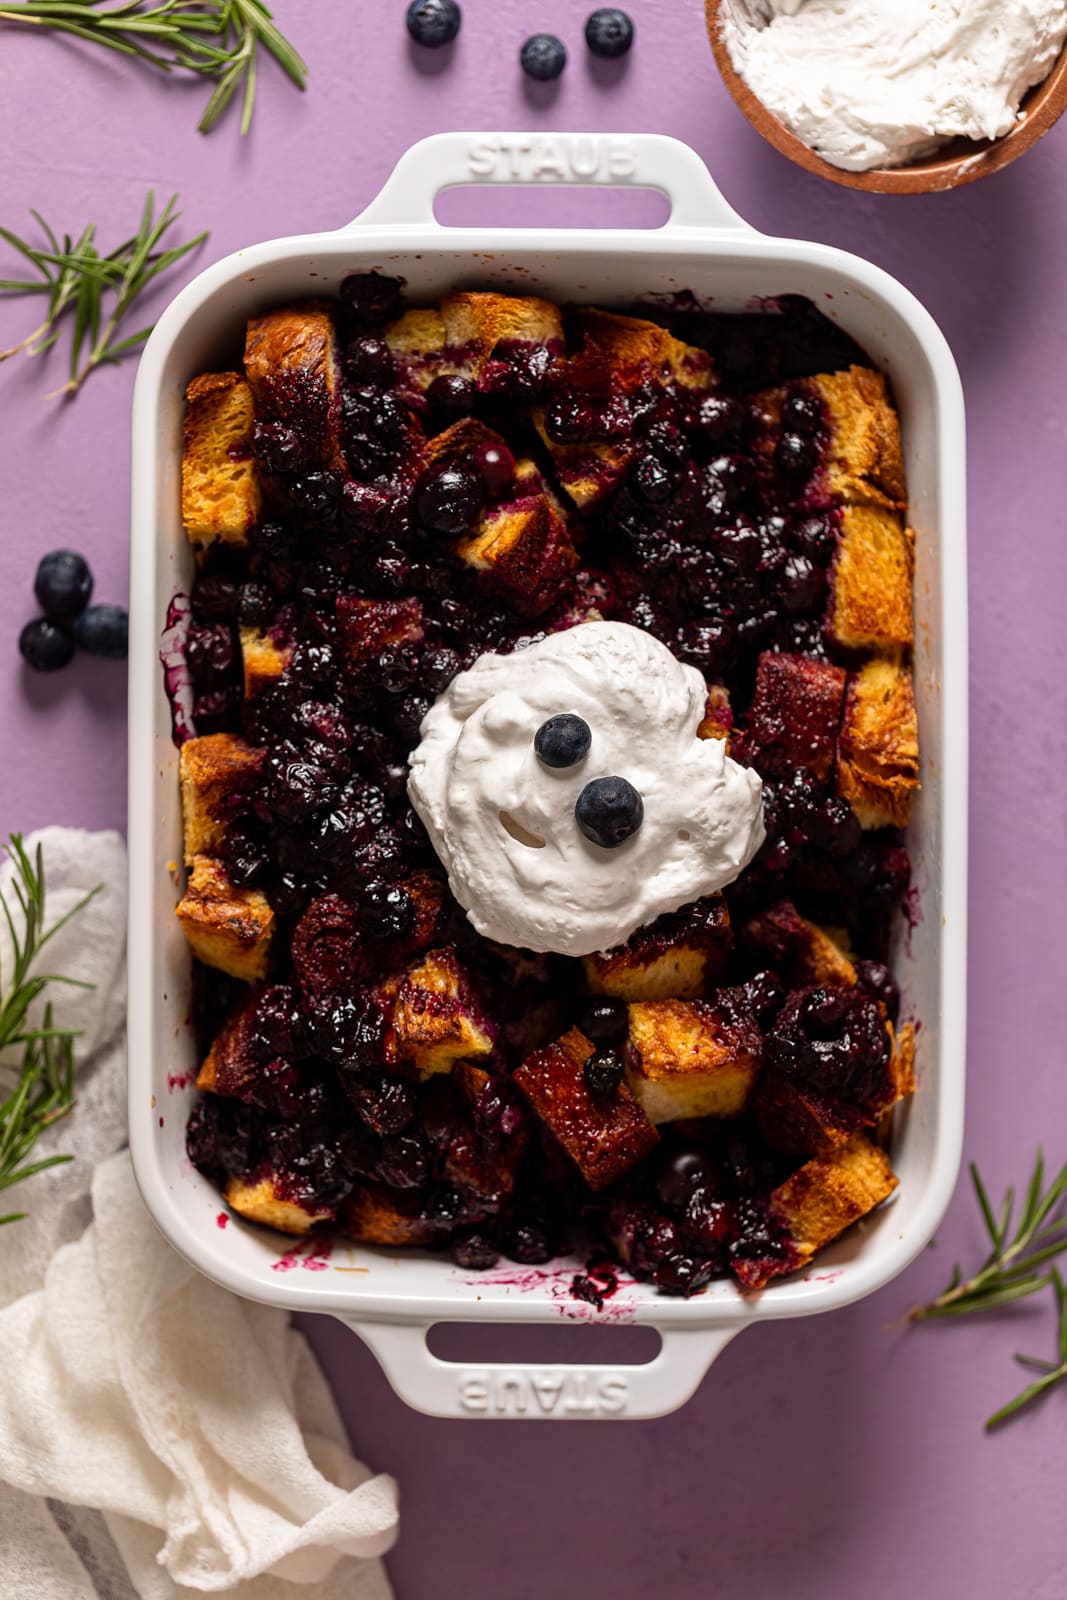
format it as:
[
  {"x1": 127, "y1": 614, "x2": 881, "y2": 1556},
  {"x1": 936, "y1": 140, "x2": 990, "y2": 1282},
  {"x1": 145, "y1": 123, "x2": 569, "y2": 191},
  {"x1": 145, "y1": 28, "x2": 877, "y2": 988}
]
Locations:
[
  {"x1": 407, "y1": 621, "x2": 765, "y2": 958},
  {"x1": 719, "y1": 0, "x2": 1067, "y2": 172}
]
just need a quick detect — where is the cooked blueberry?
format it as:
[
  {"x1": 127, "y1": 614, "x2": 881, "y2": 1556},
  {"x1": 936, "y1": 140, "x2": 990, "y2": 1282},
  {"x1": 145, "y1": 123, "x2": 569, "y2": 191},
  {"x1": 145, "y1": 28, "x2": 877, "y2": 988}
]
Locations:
[
  {"x1": 545, "y1": 394, "x2": 592, "y2": 444},
  {"x1": 535, "y1": 713, "x2": 591, "y2": 769},
  {"x1": 696, "y1": 393, "x2": 743, "y2": 443},
  {"x1": 414, "y1": 461, "x2": 484, "y2": 535},
  {"x1": 520, "y1": 32, "x2": 567, "y2": 80},
  {"x1": 855, "y1": 959, "x2": 901, "y2": 1023},
  {"x1": 186, "y1": 621, "x2": 235, "y2": 680},
  {"x1": 792, "y1": 512, "x2": 837, "y2": 564},
  {"x1": 780, "y1": 552, "x2": 826, "y2": 614},
  {"x1": 714, "y1": 520, "x2": 762, "y2": 572},
  {"x1": 426, "y1": 373, "x2": 475, "y2": 416},
  {"x1": 453, "y1": 1231, "x2": 500, "y2": 1270},
  {"x1": 190, "y1": 575, "x2": 236, "y2": 621},
  {"x1": 345, "y1": 335, "x2": 393, "y2": 385},
  {"x1": 421, "y1": 645, "x2": 460, "y2": 693},
  {"x1": 655, "y1": 1148, "x2": 714, "y2": 1211},
  {"x1": 291, "y1": 470, "x2": 341, "y2": 523},
  {"x1": 33, "y1": 549, "x2": 93, "y2": 620},
  {"x1": 19, "y1": 617, "x2": 74, "y2": 672},
  {"x1": 584, "y1": 7, "x2": 634, "y2": 57},
  {"x1": 349, "y1": 1076, "x2": 417, "y2": 1136},
  {"x1": 234, "y1": 581, "x2": 275, "y2": 628},
  {"x1": 341, "y1": 480, "x2": 397, "y2": 540},
  {"x1": 633, "y1": 456, "x2": 674, "y2": 505},
  {"x1": 584, "y1": 1047, "x2": 624, "y2": 1096},
  {"x1": 578, "y1": 997, "x2": 628, "y2": 1047},
  {"x1": 339, "y1": 271, "x2": 401, "y2": 323},
  {"x1": 405, "y1": 0, "x2": 461, "y2": 47},
  {"x1": 362, "y1": 882, "x2": 415, "y2": 939},
  {"x1": 253, "y1": 421, "x2": 306, "y2": 473},
  {"x1": 654, "y1": 1253, "x2": 714, "y2": 1296},
  {"x1": 781, "y1": 393, "x2": 822, "y2": 435},
  {"x1": 776, "y1": 431, "x2": 817, "y2": 477},
  {"x1": 471, "y1": 439, "x2": 515, "y2": 499},
  {"x1": 505, "y1": 1220, "x2": 554, "y2": 1264},
  {"x1": 73, "y1": 604, "x2": 128, "y2": 660}
]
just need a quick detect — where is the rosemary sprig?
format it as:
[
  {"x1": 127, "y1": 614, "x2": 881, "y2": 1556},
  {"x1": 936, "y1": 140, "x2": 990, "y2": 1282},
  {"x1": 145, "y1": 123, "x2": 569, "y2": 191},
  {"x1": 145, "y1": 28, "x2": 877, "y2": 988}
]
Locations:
[
  {"x1": 908, "y1": 1150, "x2": 1067, "y2": 1321},
  {"x1": 0, "y1": 193, "x2": 207, "y2": 395},
  {"x1": 985, "y1": 1268, "x2": 1067, "y2": 1430},
  {"x1": 0, "y1": 1, "x2": 306, "y2": 135},
  {"x1": 0, "y1": 834, "x2": 99, "y2": 1225}
]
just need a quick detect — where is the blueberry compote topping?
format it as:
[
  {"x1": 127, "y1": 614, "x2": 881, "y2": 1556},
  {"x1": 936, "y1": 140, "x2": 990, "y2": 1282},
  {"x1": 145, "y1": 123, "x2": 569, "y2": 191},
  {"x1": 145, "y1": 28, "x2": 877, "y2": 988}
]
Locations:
[{"x1": 180, "y1": 282, "x2": 911, "y2": 1298}]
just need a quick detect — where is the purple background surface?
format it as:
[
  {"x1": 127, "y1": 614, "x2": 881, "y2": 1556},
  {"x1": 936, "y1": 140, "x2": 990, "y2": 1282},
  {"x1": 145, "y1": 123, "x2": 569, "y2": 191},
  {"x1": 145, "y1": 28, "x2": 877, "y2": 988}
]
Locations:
[{"x1": 2, "y1": 3, "x2": 1066, "y2": 1595}]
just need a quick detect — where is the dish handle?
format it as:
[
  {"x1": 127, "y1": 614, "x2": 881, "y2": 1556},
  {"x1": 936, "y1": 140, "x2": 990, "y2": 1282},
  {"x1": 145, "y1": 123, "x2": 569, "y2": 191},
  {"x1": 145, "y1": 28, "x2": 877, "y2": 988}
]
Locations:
[
  {"x1": 347, "y1": 131, "x2": 754, "y2": 234},
  {"x1": 335, "y1": 1316, "x2": 743, "y2": 1420}
]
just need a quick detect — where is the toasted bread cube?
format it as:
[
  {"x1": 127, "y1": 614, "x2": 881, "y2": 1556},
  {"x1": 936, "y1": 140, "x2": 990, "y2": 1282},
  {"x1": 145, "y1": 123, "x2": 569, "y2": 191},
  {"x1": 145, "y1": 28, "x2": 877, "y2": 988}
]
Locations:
[
  {"x1": 530, "y1": 415, "x2": 631, "y2": 511},
  {"x1": 827, "y1": 504, "x2": 915, "y2": 651},
  {"x1": 812, "y1": 366, "x2": 907, "y2": 508},
  {"x1": 391, "y1": 947, "x2": 494, "y2": 1077},
  {"x1": 336, "y1": 596, "x2": 424, "y2": 666},
  {"x1": 838, "y1": 656, "x2": 920, "y2": 828},
  {"x1": 624, "y1": 999, "x2": 761, "y2": 1123},
  {"x1": 515, "y1": 1027, "x2": 659, "y2": 1190},
  {"x1": 424, "y1": 417, "x2": 544, "y2": 493},
  {"x1": 697, "y1": 683, "x2": 733, "y2": 747},
  {"x1": 179, "y1": 733, "x2": 262, "y2": 865},
  {"x1": 741, "y1": 900, "x2": 856, "y2": 989},
  {"x1": 754, "y1": 1021, "x2": 915, "y2": 1158},
  {"x1": 341, "y1": 1183, "x2": 435, "y2": 1247},
  {"x1": 182, "y1": 372, "x2": 261, "y2": 547},
  {"x1": 770, "y1": 1134, "x2": 898, "y2": 1271},
  {"x1": 570, "y1": 308, "x2": 713, "y2": 390},
  {"x1": 584, "y1": 895, "x2": 732, "y2": 1002},
  {"x1": 244, "y1": 303, "x2": 344, "y2": 471},
  {"x1": 740, "y1": 652, "x2": 847, "y2": 782},
  {"x1": 441, "y1": 291, "x2": 564, "y2": 376},
  {"x1": 457, "y1": 495, "x2": 579, "y2": 617},
  {"x1": 385, "y1": 307, "x2": 464, "y2": 399},
  {"x1": 225, "y1": 1174, "x2": 333, "y2": 1234},
  {"x1": 176, "y1": 856, "x2": 274, "y2": 981},
  {"x1": 240, "y1": 626, "x2": 294, "y2": 700}
]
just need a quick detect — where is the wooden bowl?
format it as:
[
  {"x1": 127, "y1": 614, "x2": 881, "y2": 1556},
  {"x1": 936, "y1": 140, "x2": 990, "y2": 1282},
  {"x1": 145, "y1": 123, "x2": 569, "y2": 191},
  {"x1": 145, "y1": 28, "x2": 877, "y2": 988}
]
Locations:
[{"x1": 705, "y1": 0, "x2": 1067, "y2": 193}]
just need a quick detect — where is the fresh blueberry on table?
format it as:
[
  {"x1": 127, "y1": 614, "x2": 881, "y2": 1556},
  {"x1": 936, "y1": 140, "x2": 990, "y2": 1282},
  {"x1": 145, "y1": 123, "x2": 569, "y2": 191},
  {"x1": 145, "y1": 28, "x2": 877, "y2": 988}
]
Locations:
[
  {"x1": 575, "y1": 775, "x2": 644, "y2": 847},
  {"x1": 73, "y1": 603, "x2": 128, "y2": 660},
  {"x1": 535, "y1": 713, "x2": 592, "y2": 769},
  {"x1": 405, "y1": 0, "x2": 461, "y2": 48},
  {"x1": 33, "y1": 549, "x2": 92, "y2": 620},
  {"x1": 585, "y1": 8, "x2": 634, "y2": 58},
  {"x1": 520, "y1": 33, "x2": 567, "y2": 81},
  {"x1": 19, "y1": 617, "x2": 75, "y2": 673}
]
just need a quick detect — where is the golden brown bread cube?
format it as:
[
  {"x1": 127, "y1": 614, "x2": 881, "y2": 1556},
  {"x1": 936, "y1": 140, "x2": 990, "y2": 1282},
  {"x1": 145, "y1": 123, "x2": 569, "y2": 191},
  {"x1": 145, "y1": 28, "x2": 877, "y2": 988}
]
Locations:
[
  {"x1": 424, "y1": 417, "x2": 541, "y2": 491},
  {"x1": 243, "y1": 303, "x2": 345, "y2": 471},
  {"x1": 224, "y1": 1175, "x2": 334, "y2": 1234},
  {"x1": 569, "y1": 308, "x2": 713, "y2": 391},
  {"x1": 583, "y1": 895, "x2": 732, "y2": 1003},
  {"x1": 391, "y1": 947, "x2": 494, "y2": 1077},
  {"x1": 811, "y1": 366, "x2": 907, "y2": 509},
  {"x1": 838, "y1": 655, "x2": 920, "y2": 829},
  {"x1": 740, "y1": 651, "x2": 847, "y2": 783},
  {"x1": 697, "y1": 683, "x2": 733, "y2": 747},
  {"x1": 770, "y1": 1134, "x2": 898, "y2": 1271},
  {"x1": 336, "y1": 596, "x2": 424, "y2": 665},
  {"x1": 514, "y1": 1027, "x2": 659, "y2": 1190},
  {"x1": 754, "y1": 1022, "x2": 916, "y2": 1159},
  {"x1": 176, "y1": 856, "x2": 274, "y2": 981},
  {"x1": 240, "y1": 625, "x2": 294, "y2": 700},
  {"x1": 179, "y1": 733, "x2": 262, "y2": 865},
  {"x1": 385, "y1": 307, "x2": 462, "y2": 399},
  {"x1": 441, "y1": 291, "x2": 564, "y2": 372},
  {"x1": 457, "y1": 495, "x2": 579, "y2": 618},
  {"x1": 181, "y1": 372, "x2": 262, "y2": 547},
  {"x1": 741, "y1": 900, "x2": 857, "y2": 989},
  {"x1": 624, "y1": 998, "x2": 761, "y2": 1123},
  {"x1": 827, "y1": 503, "x2": 915, "y2": 651},
  {"x1": 341, "y1": 1184, "x2": 437, "y2": 1247}
]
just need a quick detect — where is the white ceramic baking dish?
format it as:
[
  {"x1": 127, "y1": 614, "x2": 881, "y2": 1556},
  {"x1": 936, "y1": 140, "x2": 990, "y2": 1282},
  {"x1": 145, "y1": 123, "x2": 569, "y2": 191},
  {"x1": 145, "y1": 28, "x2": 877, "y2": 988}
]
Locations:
[{"x1": 128, "y1": 132, "x2": 968, "y2": 1420}]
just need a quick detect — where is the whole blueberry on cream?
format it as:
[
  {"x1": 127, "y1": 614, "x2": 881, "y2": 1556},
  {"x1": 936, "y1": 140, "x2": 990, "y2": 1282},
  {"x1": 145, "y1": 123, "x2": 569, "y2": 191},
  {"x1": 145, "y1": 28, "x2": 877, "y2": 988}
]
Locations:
[{"x1": 407, "y1": 621, "x2": 765, "y2": 957}]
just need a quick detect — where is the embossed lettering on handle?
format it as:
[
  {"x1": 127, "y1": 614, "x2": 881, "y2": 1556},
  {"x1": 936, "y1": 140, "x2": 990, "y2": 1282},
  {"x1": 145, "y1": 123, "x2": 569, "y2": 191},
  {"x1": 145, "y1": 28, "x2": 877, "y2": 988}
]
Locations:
[
  {"x1": 458, "y1": 1368, "x2": 630, "y2": 1417},
  {"x1": 466, "y1": 135, "x2": 638, "y2": 184}
]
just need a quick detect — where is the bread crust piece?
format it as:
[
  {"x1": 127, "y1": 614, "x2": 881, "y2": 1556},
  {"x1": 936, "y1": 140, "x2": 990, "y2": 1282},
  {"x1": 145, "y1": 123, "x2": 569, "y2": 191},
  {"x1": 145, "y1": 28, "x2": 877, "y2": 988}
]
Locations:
[
  {"x1": 341, "y1": 1184, "x2": 438, "y2": 1247},
  {"x1": 811, "y1": 366, "x2": 907, "y2": 509},
  {"x1": 697, "y1": 683, "x2": 733, "y2": 747},
  {"x1": 179, "y1": 733, "x2": 262, "y2": 865},
  {"x1": 390, "y1": 947, "x2": 494, "y2": 1077},
  {"x1": 441, "y1": 291, "x2": 564, "y2": 366},
  {"x1": 624, "y1": 998, "x2": 762, "y2": 1123},
  {"x1": 838, "y1": 655, "x2": 920, "y2": 828},
  {"x1": 385, "y1": 308, "x2": 463, "y2": 399},
  {"x1": 239, "y1": 625, "x2": 294, "y2": 700},
  {"x1": 769, "y1": 1134, "x2": 898, "y2": 1271},
  {"x1": 739, "y1": 651, "x2": 847, "y2": 783},
  {"x1": 583, "y1": 895, "x2": 733, "y2": 1003},
  {"x1": 224, "y1": 1174, "x2": 333, "y2": 1234},
  {"x1": 515, "y1": 1027, "x2": 659, "y2": 1190},
  {"x1": 569, "y1": 309, "x2": 714, "y2": 390},
  {"x1": 176, "y1": 856, "x2": 275, "y2": 981},
  {"x1": 181, "y1": 372, "x2": 261, "y2": 546},
  {"x1": 243, "y1": 303, "x2": 345, "y2": 472},
  {"x1": 827, "y1": 503, "x2": 915, "y2": 651},
  {"x1": 741, "y1": 900, "x2": 857, "y2": 989}
]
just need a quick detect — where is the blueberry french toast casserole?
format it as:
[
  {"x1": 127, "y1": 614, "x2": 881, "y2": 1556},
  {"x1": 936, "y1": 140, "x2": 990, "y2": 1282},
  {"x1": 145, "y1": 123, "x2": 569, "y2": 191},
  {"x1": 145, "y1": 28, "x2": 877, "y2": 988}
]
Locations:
[{"x1": 173, "y1": 273, "x2": 919, "y2": 1298}]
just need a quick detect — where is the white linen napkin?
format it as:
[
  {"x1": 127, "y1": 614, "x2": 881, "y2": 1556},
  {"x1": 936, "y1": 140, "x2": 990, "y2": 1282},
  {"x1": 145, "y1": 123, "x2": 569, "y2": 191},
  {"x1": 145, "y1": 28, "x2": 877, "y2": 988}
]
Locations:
[{"x1": 0, "y1": 829, "x2": 399, "y2": 1598}]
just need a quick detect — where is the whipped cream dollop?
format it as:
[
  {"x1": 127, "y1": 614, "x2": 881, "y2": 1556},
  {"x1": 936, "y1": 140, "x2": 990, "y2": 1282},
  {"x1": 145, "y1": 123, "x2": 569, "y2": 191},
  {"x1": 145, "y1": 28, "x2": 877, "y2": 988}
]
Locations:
[
  {"x1": 407, "y1": 621, "x2": 765, "y2": 958},
  {"x1": 719, "y1": 0, "x2": 1067, "y2": 172}
]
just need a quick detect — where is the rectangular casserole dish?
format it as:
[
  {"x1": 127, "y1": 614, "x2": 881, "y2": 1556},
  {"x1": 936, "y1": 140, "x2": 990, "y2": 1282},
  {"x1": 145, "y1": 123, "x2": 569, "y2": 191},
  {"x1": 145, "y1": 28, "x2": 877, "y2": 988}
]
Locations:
[{"x1": 128, "y1": 132, "x2": 968, "y2": 1420}]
